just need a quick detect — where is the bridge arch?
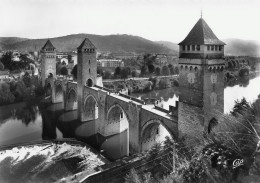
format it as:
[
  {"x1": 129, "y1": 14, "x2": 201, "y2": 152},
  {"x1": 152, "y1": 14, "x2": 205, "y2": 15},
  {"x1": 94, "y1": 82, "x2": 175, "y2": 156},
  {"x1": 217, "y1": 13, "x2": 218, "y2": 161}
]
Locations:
[
  {"x1": 55, "y1": 84, "x2": 63, "y2": 103},
  {"x1": 141, "y1": 119, "x2": 173, "y2": 152},
  {"x1": 83, "y1": 94, "x2": 98, "y2": 121},
  {"x1": 66, "y1": 88, "x2": 77, "y2": 110},
  {"x1": 45, "y1": 83, "x2": 52, "y2": 98},
  {"x1": 100, "y1": 103, "x2": 130, "y2": 159},
  {"x1": 105, "y1": 104, "x2": 129, "y2": 136}
]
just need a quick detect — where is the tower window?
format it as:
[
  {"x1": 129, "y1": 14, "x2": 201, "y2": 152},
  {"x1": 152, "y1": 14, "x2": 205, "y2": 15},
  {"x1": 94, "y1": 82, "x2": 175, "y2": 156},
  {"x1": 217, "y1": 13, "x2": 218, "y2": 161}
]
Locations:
[
  {"x1": 196, "y1": 45, "x2": 200, "y2": 51},
  {"x1": 156, "y1": 128, "x2": 159, "y2": 135},
  {"x1": 89, "y1": 68, "x2": 90, "y2": 73},
  {"x1": 192, "y1": 45, "x2": 195, "y2": 51},
  {"x1": 207, "y1": 45, "x2": 210, "y2": 51},
  {"x1": 187, "y1": 45, "x2": 190, "y2": 51},
  {"x1": 89, "y1": 60, "x2": 90, "y2": 64},
  {"x1": 182, "y1": 45, "x2": 185, "y2": 51}
]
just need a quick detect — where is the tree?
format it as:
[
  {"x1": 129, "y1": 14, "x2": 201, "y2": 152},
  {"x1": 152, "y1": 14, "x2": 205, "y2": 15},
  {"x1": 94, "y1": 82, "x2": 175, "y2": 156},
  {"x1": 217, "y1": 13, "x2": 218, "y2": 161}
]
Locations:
[
  {"x1": 0, "y1": 61, "x2": 5, "y2": 70},
  {"x1": 97, "y1": 67, "x2": 103, "y2": 75},
  {"x1": 60, "y1": 66, "x2": 68, "y2": 76},
  {"x1": 131, "y1": 70, "x2": 137, "y2": 77},
  {"x1": 162, "y1": 65, "x2": 170, "y2": 76},
  {"x1": 56, "y1": 63, "x2": 63, "y2": 75},
  {"x1": 103, "y1": 70, "x2": 112, "y2": 79},
  {"x1": 148, "y1": 64, "x2": 155, "y2": 74},
  {"x1": 23, "y1": 72, "x2": 31, "y2": 88},
  {"x1": 168, "y1": 64, "x2": 174, "y2": 75},
  {"x1": 71, "y1": 64, "x2": 77, "y2": 80},
  {"x1": 114, "y1": 67, "x2": 121, "y2": 77},
  {"x1": 141, "y1": 65, "x2": 148, "y2": 75},
  {"x1": 0, "y1": 51, "x2": 13, "y2": 70},
  {"x1": 121, "y1": 67, "x2": 131, "y2": 79},
  {"x1": 231, "y1": 97, "x2": 251, "y2": 117},
  {"x1": 155, "y1": 67, "x2": 161, "y2": 76}
]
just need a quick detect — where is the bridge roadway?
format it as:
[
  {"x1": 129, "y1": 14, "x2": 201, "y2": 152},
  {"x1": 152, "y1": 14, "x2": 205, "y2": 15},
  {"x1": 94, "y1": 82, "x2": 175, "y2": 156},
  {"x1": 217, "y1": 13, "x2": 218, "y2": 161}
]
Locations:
[{"x1": 45, "y1": 77, "x2": 178, "y2": 155}]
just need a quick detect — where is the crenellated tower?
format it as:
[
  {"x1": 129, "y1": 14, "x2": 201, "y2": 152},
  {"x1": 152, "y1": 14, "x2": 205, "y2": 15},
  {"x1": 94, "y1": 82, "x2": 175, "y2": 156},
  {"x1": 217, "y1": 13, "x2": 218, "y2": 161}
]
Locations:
[
  {"x1": 77, "y1": 38, "x2": 97, "y2": 121},
  {"x1": 178, "y1": 18, "x2": 226, "y2": 145},
  {"x1": 40, "y1": 40, "x2": 56, "y2": 86}
]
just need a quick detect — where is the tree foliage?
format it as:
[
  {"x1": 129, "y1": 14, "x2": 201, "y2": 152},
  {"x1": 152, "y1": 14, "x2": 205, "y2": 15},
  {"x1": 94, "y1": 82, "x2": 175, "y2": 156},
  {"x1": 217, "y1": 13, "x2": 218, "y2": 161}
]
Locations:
[
  {"x1": 114, "y1": 67, "x2": 121, "y2": 77},
  {"x1": 162, "y1": 65, "x2": 170, "y2": 76},
  {"x1": 60, "y1": 66, "x2": 68, "y2": 76},
  {"x1": 103, "y1": 70, "x2": 112, "y2": 79},
  {"x1": 155, "y1": 67, "x2": 161, "y2": 76},
  {"x1": 141, "y1": 65, "x2": 148, "y2": 75},
  {"x1": 71, "y1": 64, "x2": 77, "y2": 80}
]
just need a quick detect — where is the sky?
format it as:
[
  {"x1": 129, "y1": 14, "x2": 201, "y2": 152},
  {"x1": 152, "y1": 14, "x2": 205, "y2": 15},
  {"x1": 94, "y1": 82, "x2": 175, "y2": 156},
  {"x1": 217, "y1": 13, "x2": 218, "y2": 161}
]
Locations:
[{"x1": 1, "y1": 0, "x2": 260, "y2": 43}]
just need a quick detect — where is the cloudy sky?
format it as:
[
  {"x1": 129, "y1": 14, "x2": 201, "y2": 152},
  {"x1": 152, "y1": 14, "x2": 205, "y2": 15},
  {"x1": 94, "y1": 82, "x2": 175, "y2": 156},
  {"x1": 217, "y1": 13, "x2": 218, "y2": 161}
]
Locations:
[{"x1": 1, "y1": 0, "x2": 259, "y2": 43}]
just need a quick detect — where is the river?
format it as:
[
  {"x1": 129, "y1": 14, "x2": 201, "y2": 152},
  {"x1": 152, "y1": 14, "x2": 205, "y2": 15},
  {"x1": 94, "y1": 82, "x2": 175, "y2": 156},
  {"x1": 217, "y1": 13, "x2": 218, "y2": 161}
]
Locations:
[{"x1": 0, "y1": 75, "x2": 260, "y2": 149}]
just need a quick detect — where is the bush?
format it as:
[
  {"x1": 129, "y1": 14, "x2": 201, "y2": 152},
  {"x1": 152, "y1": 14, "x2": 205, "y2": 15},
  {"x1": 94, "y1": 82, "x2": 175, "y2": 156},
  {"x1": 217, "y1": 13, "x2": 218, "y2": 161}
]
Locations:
[
  {"x1": 103, "y1": 70, "x2": 112, "y2": 79},
  {"x1": 60, "y1": 66, "x2": 68, "y2": 76},
  {"x1": 155, "y1": 67, "x2": 161, "y2": 76},
  {"x1": 162, "y1": 66, "x2": 170, "y2": 76},
  {"x1": 71, "y1": 64, "x2": 77, "y2": 80}
]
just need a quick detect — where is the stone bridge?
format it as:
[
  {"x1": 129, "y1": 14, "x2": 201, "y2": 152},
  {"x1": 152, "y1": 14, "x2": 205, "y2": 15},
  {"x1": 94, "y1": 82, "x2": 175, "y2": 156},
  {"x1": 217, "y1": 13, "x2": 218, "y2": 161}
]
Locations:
[{"x1": 45, "y1": 77, "x2": 178, "y2": 157}]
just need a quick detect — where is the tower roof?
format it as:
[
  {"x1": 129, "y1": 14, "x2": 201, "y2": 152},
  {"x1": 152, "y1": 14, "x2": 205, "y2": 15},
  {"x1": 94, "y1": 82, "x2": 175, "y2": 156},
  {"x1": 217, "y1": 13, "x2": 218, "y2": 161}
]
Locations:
[
  {"x1": 42, "y1": 39, "x2": 56, "y2": 50},
  {"x1": 77, "y1": 38, "x2": 96, "y2": 50},
  {"x1": 178, "y1": 18, "x2": 225, "y2": 45}
]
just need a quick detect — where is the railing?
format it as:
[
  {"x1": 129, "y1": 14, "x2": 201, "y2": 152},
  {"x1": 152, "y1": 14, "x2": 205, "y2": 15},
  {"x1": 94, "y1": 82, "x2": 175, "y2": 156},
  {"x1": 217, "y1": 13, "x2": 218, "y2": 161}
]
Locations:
[
  {"x1": 118, "y1": 93, "x2": 146, "y2": 105},
  {"x1": 94, "y1": 85, "x2": 115, "y2": 93}
]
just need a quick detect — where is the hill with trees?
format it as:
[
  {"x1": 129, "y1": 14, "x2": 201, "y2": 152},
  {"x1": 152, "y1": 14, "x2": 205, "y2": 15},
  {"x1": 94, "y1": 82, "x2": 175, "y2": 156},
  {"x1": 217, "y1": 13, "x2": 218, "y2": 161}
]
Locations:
[{"x1": 0, "y1": 34, "x2": 176, "y2": 54}]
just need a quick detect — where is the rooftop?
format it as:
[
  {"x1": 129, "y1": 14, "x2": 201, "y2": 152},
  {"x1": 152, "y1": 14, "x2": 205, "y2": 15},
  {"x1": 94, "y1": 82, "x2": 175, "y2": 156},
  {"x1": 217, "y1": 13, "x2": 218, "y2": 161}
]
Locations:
[
  {"x1": 77, "y1": 38, "x2": 96, "y2": 50},
  {"x1": 179, "y1": 18, "x2": 225, "y2": 45},
  {"x1": 42, "y1": 40, "x2": 56, "y2": 50}
]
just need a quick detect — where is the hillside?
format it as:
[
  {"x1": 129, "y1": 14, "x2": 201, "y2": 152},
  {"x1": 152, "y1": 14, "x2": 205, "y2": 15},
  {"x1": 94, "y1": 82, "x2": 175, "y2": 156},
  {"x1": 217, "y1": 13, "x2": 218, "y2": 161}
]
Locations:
[
  {"x1": 156, "y1": 41, "x2": 179, "y2": 52},
  {"x1": 157, "y1": 39, "x2": 260, "y2": 56},
  {"x1": 0, "y1": 37, "x2": 29, "y2": 51},
  {"x1": 223, "y1": 38, "x2": 260, "y2": 56},
  {"x1": 0, "y1": 34, "x2": 176, "y2": 54}
]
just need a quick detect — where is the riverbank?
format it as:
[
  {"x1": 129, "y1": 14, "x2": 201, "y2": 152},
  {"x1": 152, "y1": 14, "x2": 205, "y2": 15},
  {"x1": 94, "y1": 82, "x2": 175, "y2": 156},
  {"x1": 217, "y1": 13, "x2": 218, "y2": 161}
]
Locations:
[
  {"x1": 103, "y1": 75, "x2": 179, "y2": 94},
  {"x1": 225, "y1": 69, "x2": 260, "y2": 87}
]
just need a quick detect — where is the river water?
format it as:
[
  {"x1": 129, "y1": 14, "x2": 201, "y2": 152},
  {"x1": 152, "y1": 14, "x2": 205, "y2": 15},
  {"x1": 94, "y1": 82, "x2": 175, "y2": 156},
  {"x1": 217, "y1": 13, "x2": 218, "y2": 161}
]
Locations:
[{"x1": 1, "y1": 75, "x2": 260, "y2": 149}]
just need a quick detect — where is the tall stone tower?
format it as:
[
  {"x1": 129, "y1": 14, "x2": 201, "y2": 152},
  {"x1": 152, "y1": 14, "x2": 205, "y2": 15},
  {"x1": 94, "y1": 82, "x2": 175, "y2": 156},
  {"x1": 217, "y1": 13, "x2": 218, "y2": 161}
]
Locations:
[
  {"x1": 178, "y1": 18, "x2": 226, "y2": 145},
  {"x1": 41, "y1": 40, "x2": 56, "y2": 86},
  {"x1": 77, "y1": 38, "x2": 97, "y2": 120}
]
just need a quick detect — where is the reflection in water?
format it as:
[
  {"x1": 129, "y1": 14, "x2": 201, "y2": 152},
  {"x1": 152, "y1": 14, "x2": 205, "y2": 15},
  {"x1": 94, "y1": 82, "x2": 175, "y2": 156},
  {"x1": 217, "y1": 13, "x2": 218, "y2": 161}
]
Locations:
[
  {"x1": 224, "y1": 75, "x2": 260, "y2": 113},
  {"x1": 12, "y1": 99, "x2": 38, "y2": 126}
]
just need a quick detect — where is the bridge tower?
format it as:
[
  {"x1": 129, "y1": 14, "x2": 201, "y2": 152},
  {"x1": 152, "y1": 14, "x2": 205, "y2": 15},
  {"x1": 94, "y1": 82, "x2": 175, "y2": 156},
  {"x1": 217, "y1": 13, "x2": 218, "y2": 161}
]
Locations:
[
  {"x1": 178, "y1": 17, "x2": 226, "y2": 145},
  {"x1": 77, "y1": 38, "x2": 97, "y2": 121},
  {"x1": 40, "y1": 40, "x2": 56, "y2": 86}
]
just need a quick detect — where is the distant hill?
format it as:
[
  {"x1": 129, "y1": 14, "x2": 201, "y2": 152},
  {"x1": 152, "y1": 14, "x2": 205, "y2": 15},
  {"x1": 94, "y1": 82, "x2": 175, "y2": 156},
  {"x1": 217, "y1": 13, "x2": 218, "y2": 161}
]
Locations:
[
  {"x1": 1, "y1": 35, "x2": 258, "y2": 56},
  {"x1": 156, "y1": 41, "x2": 179, "y2": 53},
  {"x1": 0, "y1": 34, "x2": 176, "y2": 54},
  {"x1": 157, "y1": 39, "x2": 260, "y2": 57},
  {"x1": 0, "y1": 37, "x2": 29, "y2": 51},
  {"x1": 223, "y1": 38, "x2": 260, "y2": 56}
]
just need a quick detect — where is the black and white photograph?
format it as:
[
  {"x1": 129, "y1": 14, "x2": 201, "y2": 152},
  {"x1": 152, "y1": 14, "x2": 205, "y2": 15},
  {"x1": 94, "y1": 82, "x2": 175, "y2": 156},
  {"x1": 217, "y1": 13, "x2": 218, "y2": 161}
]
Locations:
[{"x1": 0, "y1": 0, "x2": 260, "y2": 182}]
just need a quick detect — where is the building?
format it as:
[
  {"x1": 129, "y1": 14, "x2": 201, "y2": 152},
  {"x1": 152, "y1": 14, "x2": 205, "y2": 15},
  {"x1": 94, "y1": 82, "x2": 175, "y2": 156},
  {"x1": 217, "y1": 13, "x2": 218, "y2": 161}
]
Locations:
[
  {"x1": 56, "y1": 52, "x2": 67, "y2": 59},
  {"x1": 0, "y1": 70, "x2": 10, "y2": 82},
  {"x1": 155, "y1": 54, "x2": 168, "y2": 67},
  {"x1": 110, "y1": 52, "x2": 138, "y2": 60},
  {"x1": 97, "y1": 59, "x2": 124, "y2": 68},
  {"x1": 177, "y1": 17, "x2": 225, "y2": 145},
  {"x1": 40, "y1": 40, "x2": 57, "y2": 86}
]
